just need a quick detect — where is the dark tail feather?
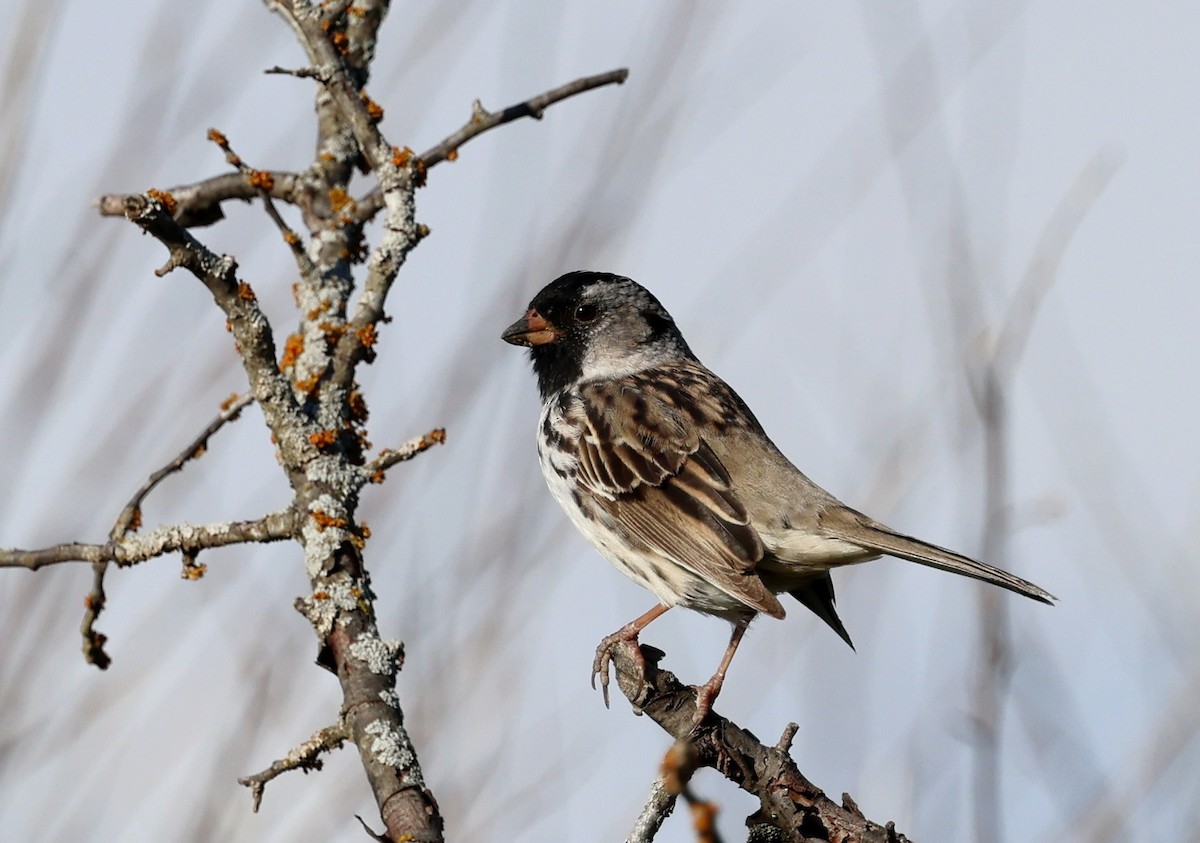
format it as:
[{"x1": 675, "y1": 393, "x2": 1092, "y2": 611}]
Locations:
[
  {"x1": 790, "y1": 574, "x2": 855, "y2": 650},
  {"x1": 822, "y1": 511, "x2": 1056, "y2": 604}
]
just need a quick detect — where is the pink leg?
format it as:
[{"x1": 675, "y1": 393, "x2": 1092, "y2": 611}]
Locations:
[
  {"x1": 691, "y1": 617, "x2": 750, "y2": 730},
  {"x1": 592, "y1": 604, "x2": 670, "y2": 707}
]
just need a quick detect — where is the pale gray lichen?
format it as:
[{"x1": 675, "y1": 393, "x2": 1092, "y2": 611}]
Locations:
[
  {"x1": 378, "y1": 689, "x2": 400, "y2": 710},
  {"x1": 315, "y1": 383, "x2": 348, "y2": 431},
  {"x1": 118, "y1": 521, "x2": 226, "y2": 563},
  {"x1": 306, "y1": 454, "x2": 364, "y2": 500},
  {"x1": 296, "y1": 574, "x2": 361, "y2": 637},
  {"x1": 302, "y1": 493, "x2": 347, "y2": 578},
  {"x1": 349, "y1": 633, "x2": 398, "y2": 675},
  {"x1": 363, "y1": 720, "x2": 421, "y2": 782}
]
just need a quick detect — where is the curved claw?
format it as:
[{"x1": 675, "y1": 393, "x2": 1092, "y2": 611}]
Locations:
[
  {"x1": 591, "y1": 605, "x2": 669, "y2": 709},
  {"x1": 591, "y1": 629, "x2": 648, "y2": 708}
]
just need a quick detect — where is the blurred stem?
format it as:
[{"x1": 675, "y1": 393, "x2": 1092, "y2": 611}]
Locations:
[{"x1": 972, "y1": 368, "x2": 1013, "y2": 843}]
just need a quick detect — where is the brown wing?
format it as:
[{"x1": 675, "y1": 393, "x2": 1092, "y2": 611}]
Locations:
[{"x1": 570, "y1": 375, "x2": 784, "y2": 618}]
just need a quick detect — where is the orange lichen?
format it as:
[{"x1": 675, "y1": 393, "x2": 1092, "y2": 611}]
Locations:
[
  {"x1": 312, "y1": 590, "x2": 330, "y2": 601},
  {"x1": 248, "y1": 170, "x2": 275, "y2": 191},
  {"x1": 237, "y1": 282, "x2": 257, "y2": 302},
  {"x1": 284, "y1": 230, "x2": 300, "y2": 247},
  {"x1": 127, "y1": 508, "x2": 143, "y2": 532},
  {"x1": 331, "y1": 29, "x2": 348, "y2": 52},
  {"x1": 309, "y1": 429, "x2": 338, "y2": 449},
  {"x1": 146, "y1": 188, "x2": 177, "y2": 215},
  {"x1": 391, "y1": 146, "x2": 414, "y2": 167},
  {"x1": 295, "y1": 373, "x2": 321, "y2": 395},
  {"x1": 206, "y1": 128, "x2": 229, "y2": 148},
  {"x1": 306, "y1": 299, "x2": 331, "y2": 320},
  {"x1": 311, "y1": 510, "x2": 347, "y2": 531},
  {"x1": 446, "y1": 148, "x2": 458, "y2": 162},
  {"x1": 181, "y1": 558, "x2": 208, "y2": 581},
  {"x1": 361, "y1": 93, "x2": 384, "y2": 123},
  {"x1": 328, "y1": 187, "x2": 354, "y2": 213},
  {"x1": 428, "y1": 428, "x2": 447, "y2": 445},
  {"x1": 356, "y1": 323, "x2": 377, "y2": 348},
  {"x1": 219, "y1": 392, "x2": 241, "y2": 411},
  {"x1": 280, "y1": 334, "x2": 304, "y2": 371}
]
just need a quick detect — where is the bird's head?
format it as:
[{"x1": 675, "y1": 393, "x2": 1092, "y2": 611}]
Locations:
[{"x1": 501, "y1": 271, "x2": 692, "y2": 399}]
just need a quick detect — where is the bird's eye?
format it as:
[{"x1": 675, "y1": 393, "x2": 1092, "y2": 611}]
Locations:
[{"x1": 574, "y1": 303, "x2": 599, "y2": 322}]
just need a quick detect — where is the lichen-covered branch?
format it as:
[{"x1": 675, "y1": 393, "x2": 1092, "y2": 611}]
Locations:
[
  {"x1": 609, "y1": 643, "x2": 914, "y2": 842},
  {"x1": 97, "y1": 170, "x2": 307, "y2": 227},
  {"x1": 240, "y1": 718, "x2": 352, "y2": 812},
  {"x1": 363, "y1": 428, "x2": 446, "y2": 481},
  {"x1": 34, "y1": 1, "x2": 630, "y2": 839},
  {"x1": 0, "y1": 510, "x2": 297, "y2": 571},
  {"x1": 119, "y1": 193, "x2": 320, "y2": 472},
  {"x1": 353, "y1": 68, "x2": 630, "y2": 225}
]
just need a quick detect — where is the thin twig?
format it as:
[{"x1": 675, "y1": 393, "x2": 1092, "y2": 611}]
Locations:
[
  {"x1": 352, "y1": 68, "x2": 630, "y2": 225},
  {"x1": 363, "y1": 428, "x2": 446, "y2": 481},
  {"x1": 239, "y1": 718, "x2": 351, "y2": 812},
  {"x1": 119, "y1": 193, "x2": 319, "y2": 469},
  {"x1": 78, "y1": 392, "x2": 257, "y2": 668},
  {"x1": 628, "y1": 776, "x2": 678, "y2": 843},
  {"x1": 206, "y1": 129, "x2": 317, "y2": 281},
  {"x1": 0, "y1": 510, "x2": 297, "y2": 570},
  {"x1": 97, "y1": 171, "x2": 305, "y2": 227},
  {"x1": 111, "y1": 392, "x2": 256, "y2": 539},
  {"x1": 264, "y1": 65, "x2": 331, "y2": 81}
]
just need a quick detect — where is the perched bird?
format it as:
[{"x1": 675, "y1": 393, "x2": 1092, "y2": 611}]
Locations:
[{"x1": 502, "y1": 271, "x2": 1054, "y2": 727}]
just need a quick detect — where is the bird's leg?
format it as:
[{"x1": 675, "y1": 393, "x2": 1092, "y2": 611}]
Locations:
[
  {"x1": 592, "y1": 603, "x2": 670, "y2": 707},
  {"x1": 690, "y1": 617, "x2": 751, "y2": 731}
]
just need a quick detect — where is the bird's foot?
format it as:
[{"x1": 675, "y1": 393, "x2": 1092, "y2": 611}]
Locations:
[
  {"x1": 591, "y1": 626, "x2": 648, "y2": 708},
  {"x1": 688, "y1": 673, "x2": 726, "y2": 732}
]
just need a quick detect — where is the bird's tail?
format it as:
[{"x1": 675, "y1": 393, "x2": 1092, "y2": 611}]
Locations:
[{"x1": 820, "y1": 509, "x2": 1056, "y2": 604}]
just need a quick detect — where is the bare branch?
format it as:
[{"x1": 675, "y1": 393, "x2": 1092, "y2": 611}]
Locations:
[
  {"x1": 111, "y1": 392, "x2": 256, "y2": 540},
  {"x1": 239, "y1": 718, "x2": 352, "y2": 812},
  {"x1": 98, "y1": 170, "x2": 307, "y2": 228},
  {"x1": 119, "y1": 193, "x2": 319, "y2": 469},
  {"x1": 424, "y1": 68, "x2": 630, "y2": 167},
  {"x1": 0, "y1": 511, "x2": 297, "y2": 571},
  {"x1": 609, "y1": 643, "x2": 913, "y2": 842},
  {"x1": 205, "y1": 128, "x2": 318, "y2": 280},
  {"x1": 353, "y1": 68, "x2": 630, "y2": 225},
  {"x1": 363, "y1": 428, "x2": 446, "y2": 481},
  {"x1": 263, "y1": 64, "x2": 330, "y2": 81},
  {"x1": 74, "y1": 391, "x2": 258, "y2": 668},
  {"x1": 628, "y1": 776, "x2": 678, "y2": 843}
]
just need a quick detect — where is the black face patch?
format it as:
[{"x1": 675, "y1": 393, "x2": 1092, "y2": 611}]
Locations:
[
  {"x1": 518, "y1": 271, "x2": 694, "y2": 400},
  {"x1": 643, "y1": 311, "x2": 675, "y2": 345}
]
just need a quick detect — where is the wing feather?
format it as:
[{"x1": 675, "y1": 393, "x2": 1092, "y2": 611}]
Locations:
[{"x1": 568, "y1": 375, "x2": 784, "y2": 618}]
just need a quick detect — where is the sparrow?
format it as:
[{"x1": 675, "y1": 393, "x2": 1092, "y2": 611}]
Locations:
[{"x1": 502, "y1": 271, "x2": 1054, "y2": 727}]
